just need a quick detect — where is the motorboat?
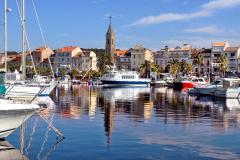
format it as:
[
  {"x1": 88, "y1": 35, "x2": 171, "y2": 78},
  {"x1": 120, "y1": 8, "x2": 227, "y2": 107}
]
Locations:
[
  {"x1": 173, "y1": 76, "x2": 207, "y2": 90},
  {"x1": 152, "y1": 73, "x2": 174, "y2": 87},
  {"x1": 194, "y1": 79, "x2": 223, "y2": 96},
  {"x1": 101, "y1": 67, "x2": 150, "y2": 86},
  {"x1": 214, "y1": 78, "x2": 240, "y2": 99},
  {"x1": 0, "y1": 99, "x2": 40, "y2": 139}
]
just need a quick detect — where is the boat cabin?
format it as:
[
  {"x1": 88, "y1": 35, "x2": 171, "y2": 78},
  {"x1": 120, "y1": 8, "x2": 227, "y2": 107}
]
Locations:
[{"x1": 222, "y1": 78, "x2": 240, "y2": 89}]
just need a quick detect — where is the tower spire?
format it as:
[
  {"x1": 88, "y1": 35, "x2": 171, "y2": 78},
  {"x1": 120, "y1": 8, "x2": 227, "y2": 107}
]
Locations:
[
  {"x1": 105, "y1": 15, "x2": 115, "y2": 64},
  {"x1": 109, "y1": 16, "x2": 112, "y2": 26}
]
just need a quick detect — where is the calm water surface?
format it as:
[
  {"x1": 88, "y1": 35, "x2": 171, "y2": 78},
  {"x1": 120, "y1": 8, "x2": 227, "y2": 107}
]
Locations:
[{"x1": 4, "y1": 85, "x2": 240, "y2": 160}]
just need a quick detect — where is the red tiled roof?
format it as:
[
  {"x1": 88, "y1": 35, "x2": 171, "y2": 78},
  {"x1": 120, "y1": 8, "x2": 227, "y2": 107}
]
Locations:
[
  {"x1": 57, "y1": 46, "x2": 78, "y2": 53},
  {"x1": 114, "y1": 50, "x2": 128, "y2": 56}
]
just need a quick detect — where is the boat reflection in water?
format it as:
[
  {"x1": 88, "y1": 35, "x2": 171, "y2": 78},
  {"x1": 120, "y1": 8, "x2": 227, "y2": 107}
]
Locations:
[
  {"x1": 0, "y1": 141, "x2": 27, "y2": 160},
  {"x1": 51, "y1": 85, "x2": 240, "y2": 129},
  {"x1": 46, "y1": 85, "x2": 240, "y2": 159}
]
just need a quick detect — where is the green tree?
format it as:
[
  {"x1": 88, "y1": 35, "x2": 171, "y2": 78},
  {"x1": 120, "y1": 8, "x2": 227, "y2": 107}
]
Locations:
[
  {"x1": 193, "y1": 54, "x2": 204, "y2": 77},
  {"x1": 59, "y1": 68, "x2": 67, "y2": 77},
  {"x1": 179, "y1": 60, "x2": 192, "y2": 75},
  {"x1": 97, "y1": 54, "x2": 112, "y2": 76},
  {"x1": 168, "y1": 59, "x2": 179, "y2": 77},
  {"x1": 218, "y1": 54, "x2": 228, "y2": 77},
  {"x1": 139, "y1": 60, "x2": 151, "y2": 78},
  {"x1": 185, "y1": 63, "x2": 193, "y2": 75},
  {"x1": 71, "y1": 68, "x2": 79, "y2": 79},
  {"x1": 139, "y1": 60, "x2": 162, "y2": 78},
  {"x1": 8, "y1": 62, "x2": 21, "y2": 72}
]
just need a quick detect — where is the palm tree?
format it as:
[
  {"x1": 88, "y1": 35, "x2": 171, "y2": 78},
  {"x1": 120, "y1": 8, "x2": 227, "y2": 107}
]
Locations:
[
  {"x1": 218, "y1": 54, "x2": 228, "y2": 77},
  {"x1": 185, "y1": 63, "x2": 193, "y2": 75},
  {"x1": 194, "y1": 54, "x2": 204, "y2": 77},
  {"x1": 59, "y1": 68, "x2": 67, "y2": 77},
  {"x1": 168, "y1": 59, "x2": 179, "y2": 77},
  {"x1": 139, "y1": 60, "x2": 151, "y2": 78},
  {"x1": 71, "y1": 68, "x2": 79, "y2": 79},
  {"x1": 139, "y1": 60, "x2": 161, "y2": 78},
  {"x1": 179, "y1": 60, "x2": 192, "y2": 75},
  {"x1": 151, "y1": 63, "x2": 162, "y2": 76}
]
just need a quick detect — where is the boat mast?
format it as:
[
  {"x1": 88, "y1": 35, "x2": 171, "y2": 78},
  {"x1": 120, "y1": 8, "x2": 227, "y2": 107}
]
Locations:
[
  {"x1": 4, "y1": 0, "x2": 7, "y2": 72},
  {"x1": 21, "y1": 0, "x2": 26, "y2": 80}
]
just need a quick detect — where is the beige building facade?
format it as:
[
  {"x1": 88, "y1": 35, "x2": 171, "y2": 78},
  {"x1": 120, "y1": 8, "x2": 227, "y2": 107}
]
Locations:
[{"x1": 130, "y1": 45, "x2": 153, "y2": 71}]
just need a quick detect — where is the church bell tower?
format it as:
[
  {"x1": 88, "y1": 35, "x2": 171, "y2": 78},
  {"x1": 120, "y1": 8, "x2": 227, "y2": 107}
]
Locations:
[{"x1": 105, "y1": 16, "x2": 115, "y2": 64}]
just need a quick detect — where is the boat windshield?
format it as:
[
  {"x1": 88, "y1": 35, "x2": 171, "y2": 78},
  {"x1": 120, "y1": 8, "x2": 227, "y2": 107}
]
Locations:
[
  {"x1": 212, "y1": 80, "x2": 222, "y2": 85},
  {"x1": 198, "y1": 78, "x2": 204, "y2": 82}
]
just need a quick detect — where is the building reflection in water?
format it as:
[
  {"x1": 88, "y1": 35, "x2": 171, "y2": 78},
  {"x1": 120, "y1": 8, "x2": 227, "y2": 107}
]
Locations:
[{"x1": 51, "y1": 85, "x2": 240, "y2": 141}]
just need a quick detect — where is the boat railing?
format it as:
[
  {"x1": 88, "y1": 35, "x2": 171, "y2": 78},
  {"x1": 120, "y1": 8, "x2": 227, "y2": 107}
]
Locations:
[{"x1": 3, "y1": 84, "x2": 47, "y2": 103}]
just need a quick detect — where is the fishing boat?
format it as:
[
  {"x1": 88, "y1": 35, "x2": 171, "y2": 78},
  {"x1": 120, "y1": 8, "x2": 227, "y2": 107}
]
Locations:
[
  {"x1": 101, "y1": 67, "x2": 150, "y2": 86},
  {"x1": 214, "y1": 78, "x2": 240, "y2": 99},
  {"x1": 0, "y1": 99, "x2": 40, "y2": 139}
]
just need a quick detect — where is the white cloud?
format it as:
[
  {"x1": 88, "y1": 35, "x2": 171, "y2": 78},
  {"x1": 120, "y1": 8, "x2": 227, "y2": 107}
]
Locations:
[
  {"x1": 126, "y1": 11, "x2": 210, "y2": 27},
  {"x1": 184, "y1": 26, "x2": 223, "y2": 34},
  {"x1": 202, "y1": 0, "x2": 240, "y2": 11},
  {"x1": 127, "y1": 0, "x2": 240, "y2": 27}
]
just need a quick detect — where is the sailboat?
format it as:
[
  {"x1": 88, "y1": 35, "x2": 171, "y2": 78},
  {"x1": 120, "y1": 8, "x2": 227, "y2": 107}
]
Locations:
[
  {"x1": 0, "y1": 99, "x2": 40, "y2": 139},
  {"x1": 0, "y1": 0, "x2": 41, "y2": 140},
  {"x1": 1, "y1": 0, "x2": 56, "y2": 98}
]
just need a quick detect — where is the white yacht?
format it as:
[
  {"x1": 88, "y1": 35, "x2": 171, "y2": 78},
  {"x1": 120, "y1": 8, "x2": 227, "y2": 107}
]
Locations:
[
  {"x1": 0, "y1": 99, "x2": 40, "y2": 139},
  {"x1": 101, "y1": 68, "x2": 150, "y2": 86},
  {"x1": 214, "y1": 78, "x2": 240, "y2": 99}
]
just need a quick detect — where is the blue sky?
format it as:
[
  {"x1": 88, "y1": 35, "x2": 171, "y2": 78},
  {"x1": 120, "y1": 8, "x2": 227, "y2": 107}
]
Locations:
[{"x1": 0, "y1": 0, "x2": 240, "y2": 51}]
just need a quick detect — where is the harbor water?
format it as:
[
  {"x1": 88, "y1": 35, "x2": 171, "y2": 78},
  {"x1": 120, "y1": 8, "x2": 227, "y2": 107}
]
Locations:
[{"x1": 5, "y1": 85, "x2": 240, "y2": 160}]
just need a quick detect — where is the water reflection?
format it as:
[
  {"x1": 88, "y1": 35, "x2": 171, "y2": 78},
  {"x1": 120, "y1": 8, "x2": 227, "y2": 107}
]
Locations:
[
  {"x1": 0, "y1": 141, "x2": 27, "y2": 160},
  {"x1": 45, "y1": 85, "x2": 240, "y2": 159},
  {"x1": 51, "y1": 85, "x2": 240, "y2": 131}
]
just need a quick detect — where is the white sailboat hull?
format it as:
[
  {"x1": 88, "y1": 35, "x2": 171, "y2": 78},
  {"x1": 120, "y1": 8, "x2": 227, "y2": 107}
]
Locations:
[
  {"x1": 5, "y1": 85, "x2": 42, "y2": 101},
  {"x1": 28, "y1": 81, "x2": 56, "y2": 96},
  {"x1": 4, "y1": 81, "x2": 56, "y2": 100},
  {"x1": 0, "y1": 100, "x2": 39, "y2": 139}
]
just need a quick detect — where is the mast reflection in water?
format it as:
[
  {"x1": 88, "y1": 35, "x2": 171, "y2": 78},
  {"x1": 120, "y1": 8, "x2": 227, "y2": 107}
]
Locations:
[{"x1": 7, "y1": 85, "x2": 240, "y2": 160}]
